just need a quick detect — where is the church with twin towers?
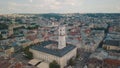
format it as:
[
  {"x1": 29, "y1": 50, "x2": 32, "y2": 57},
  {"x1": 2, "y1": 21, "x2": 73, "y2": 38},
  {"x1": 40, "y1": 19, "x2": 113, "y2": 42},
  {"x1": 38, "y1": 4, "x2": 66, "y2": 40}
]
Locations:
[{"x1": 29, "y1": 25, "x2": 77, "y2": 68}]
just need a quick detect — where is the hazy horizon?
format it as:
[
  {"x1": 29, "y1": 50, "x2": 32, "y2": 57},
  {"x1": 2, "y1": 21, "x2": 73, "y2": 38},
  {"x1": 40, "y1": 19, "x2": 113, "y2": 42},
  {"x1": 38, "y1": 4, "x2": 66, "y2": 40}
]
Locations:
[{"x1": 0, "y1": 0, "x2": 120, "y2": 14}]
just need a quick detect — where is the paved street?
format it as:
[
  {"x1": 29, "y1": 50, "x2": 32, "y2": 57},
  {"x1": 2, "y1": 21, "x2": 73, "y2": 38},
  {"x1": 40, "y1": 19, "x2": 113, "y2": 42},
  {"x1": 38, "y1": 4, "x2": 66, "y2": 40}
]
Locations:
[
  {"x1": 13, "y1": 52, "x2": 37, "y2": 68},
  {"x1": 75, "y1": 49, "x2": 91, "y2": 68},
  {"x1": 13, "y1": 52, "x2": 29, "y2": 64}
]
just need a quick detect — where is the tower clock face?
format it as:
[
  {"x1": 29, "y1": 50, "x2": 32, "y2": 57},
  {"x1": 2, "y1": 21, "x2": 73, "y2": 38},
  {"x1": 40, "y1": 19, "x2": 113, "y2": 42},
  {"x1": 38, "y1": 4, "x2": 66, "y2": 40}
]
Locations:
[{"x1": 59, "y1": 27, "x2": 65, "y2": 35}]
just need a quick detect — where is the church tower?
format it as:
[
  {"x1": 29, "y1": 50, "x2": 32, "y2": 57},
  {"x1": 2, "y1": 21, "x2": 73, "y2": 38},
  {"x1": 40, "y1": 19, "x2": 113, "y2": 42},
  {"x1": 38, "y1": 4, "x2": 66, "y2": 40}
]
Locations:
[{"x1": 58, "y1": 25, "x2": 66, "y2": 49}]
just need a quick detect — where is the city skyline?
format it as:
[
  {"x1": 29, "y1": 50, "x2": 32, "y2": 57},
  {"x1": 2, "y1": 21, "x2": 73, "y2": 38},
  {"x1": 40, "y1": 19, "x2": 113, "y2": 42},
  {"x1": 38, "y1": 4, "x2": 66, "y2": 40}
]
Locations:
[{"x1": 0, "y1": 0, "x2": 120, "y2": 14}]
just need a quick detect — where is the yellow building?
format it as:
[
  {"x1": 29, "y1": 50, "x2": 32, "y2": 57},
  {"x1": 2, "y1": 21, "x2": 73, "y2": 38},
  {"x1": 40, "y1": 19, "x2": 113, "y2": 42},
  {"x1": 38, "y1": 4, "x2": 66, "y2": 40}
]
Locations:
[
  {"x1": 0, "y1": 45, "x2": 14, "y2": 58},
  {"x1": 103, "y1": 40, "x2": 120, "y2": 51},
  {"x1": 5, "y1": 47, "x2": 14, "y2": 57},
  {"x1": 18, "y1": 39, "x2": 42, "y2": 48}
]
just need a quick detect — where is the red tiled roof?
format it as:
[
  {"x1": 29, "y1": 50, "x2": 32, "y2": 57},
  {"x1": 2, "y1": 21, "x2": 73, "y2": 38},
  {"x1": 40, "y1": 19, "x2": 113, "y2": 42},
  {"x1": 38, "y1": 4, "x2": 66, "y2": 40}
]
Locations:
[
  {"x1": 26, "y1": 35, "x2": 37, "y2": 41},
  {"x1": 15, "y1": 62, "x2": 23, "y2": 68},
  {"x1": 0, "y1": 57, "x2": 25, "y2": 68},
  {"x1": 104, "y1": 59, "x2": 120, "y2": 66}
]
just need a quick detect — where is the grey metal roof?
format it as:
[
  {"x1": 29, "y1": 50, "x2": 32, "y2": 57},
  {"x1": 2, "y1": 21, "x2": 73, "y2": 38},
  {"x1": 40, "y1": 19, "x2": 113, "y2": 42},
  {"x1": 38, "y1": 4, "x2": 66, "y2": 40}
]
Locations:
[
  {"x1": 30, "y1": 40, "x2": 76, "y2": 57},
  {"x1": 104, "y1": 40, "x2": 120, "y2": 46}
]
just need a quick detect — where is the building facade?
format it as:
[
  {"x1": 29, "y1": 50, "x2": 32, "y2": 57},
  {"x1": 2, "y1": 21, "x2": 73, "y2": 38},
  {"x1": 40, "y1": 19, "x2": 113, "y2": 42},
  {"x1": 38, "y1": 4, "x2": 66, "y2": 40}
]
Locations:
[
  {"x1": 30, "y1": 47, "x2": 76, "y2": 68},
  {"x1": 30, "y1": 26, "x2": 77, "y2": 68}
]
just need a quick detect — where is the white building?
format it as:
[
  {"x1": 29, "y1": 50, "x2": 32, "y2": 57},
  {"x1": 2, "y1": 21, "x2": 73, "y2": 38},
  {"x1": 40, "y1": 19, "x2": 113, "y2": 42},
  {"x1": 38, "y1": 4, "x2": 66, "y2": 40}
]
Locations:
[
  {"x1": 58, "y1": 26, "x2": 66, "y2": 49},
  {"x1": 30, "y1": 26, "x2": 77, "y2": 68}
]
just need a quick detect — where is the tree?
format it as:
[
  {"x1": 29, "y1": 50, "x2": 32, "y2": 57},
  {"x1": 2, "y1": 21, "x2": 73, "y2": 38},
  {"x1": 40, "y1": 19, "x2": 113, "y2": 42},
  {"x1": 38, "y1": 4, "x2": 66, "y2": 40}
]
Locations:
[
  {"x1": 68, "y1": 58, "x2": 75, "y2": 66},
  {"x1": 76, "y1": 54, "x2": 80, "y2": 59},
  {"x1": 23, "y1": 46, "x2": 33, "y2": 59},
  {"x1": 0, "y1": 34, "x2": 3, "y2": 40},
  {"x1": 103, "y1": 46, "x2": 107, "y2": 50},
  {"x1": 49, "y1": 60, "x2": 60, "y2": 68}
]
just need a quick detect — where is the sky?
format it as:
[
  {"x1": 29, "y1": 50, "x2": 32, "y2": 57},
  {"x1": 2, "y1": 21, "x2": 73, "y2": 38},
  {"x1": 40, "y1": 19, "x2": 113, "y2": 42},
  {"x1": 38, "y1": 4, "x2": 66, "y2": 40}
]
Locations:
[{"x1": 0, "y1": 0, "x2": 120, "y2": 14}]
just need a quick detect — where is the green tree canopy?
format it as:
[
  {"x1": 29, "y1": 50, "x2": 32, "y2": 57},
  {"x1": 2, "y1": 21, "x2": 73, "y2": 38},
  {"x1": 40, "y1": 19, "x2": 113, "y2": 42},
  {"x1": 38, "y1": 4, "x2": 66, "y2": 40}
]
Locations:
[
  {"x1": 49, "y1": 60, "x2": 60, "y2": 68},
  {"x1": 0, "y1": 34, "x2": 3, "y2": 40},
  {"x1": 68, "y1": 58, "x2": 75, "y2": 66},
  {"x1": 23, "y1": 46, "x2": 33, "y2": 59}
]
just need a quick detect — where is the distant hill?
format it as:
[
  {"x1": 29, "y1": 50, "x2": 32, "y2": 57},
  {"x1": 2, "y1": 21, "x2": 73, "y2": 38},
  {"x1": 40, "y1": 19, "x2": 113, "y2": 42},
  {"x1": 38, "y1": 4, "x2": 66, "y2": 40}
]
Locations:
[{"x1": 37, "y1": 13, "x2": 63, "y2": 20}]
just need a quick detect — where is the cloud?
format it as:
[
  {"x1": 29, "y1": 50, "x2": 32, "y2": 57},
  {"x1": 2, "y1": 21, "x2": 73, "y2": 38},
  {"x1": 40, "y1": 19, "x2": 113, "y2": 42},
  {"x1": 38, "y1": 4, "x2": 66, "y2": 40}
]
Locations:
[
  {"x1": 1, "y1": 0, "x2": 119, "y2": 14},
  {"x1": 1, "y1": 0, "x2": 84, "y2": 13},
  {"x1": 116, "y1": 7, "x2": 120, "y2": 11},
  {"x1": 9, "y1": 2, "x2": 30, "y2": 7},
  {"x1": 29, "y1": 0, "x2": 33, "y2": 3}
]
